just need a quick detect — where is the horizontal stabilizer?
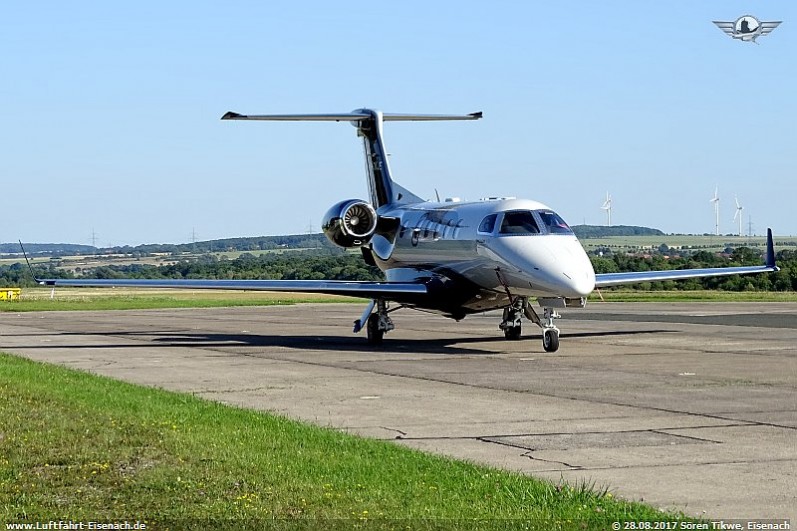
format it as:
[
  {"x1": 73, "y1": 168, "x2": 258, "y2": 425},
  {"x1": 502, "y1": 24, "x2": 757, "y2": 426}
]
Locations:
[
  {"x1": 222, "y1": 112, "x2": 371, "y2": 122},
  {"x1": 383, "y1": 112, "x2": 482, "y2": 121},
  {"x1": 221, "y1": 110, "x2": 482, "y2": 122}
]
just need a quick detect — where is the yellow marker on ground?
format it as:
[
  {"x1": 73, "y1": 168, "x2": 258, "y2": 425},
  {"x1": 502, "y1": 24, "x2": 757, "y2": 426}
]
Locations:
[{"x1": 0, "y1": 288, "x2": 21, "y2": 301}]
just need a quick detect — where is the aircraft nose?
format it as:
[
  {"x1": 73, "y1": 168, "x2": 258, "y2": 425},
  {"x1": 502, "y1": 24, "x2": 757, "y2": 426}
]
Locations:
[
  {"x1": 488, "y1": 236, "x2": 595, "y2": 298},
  {"x1": 557, "y1": 240, "x2": 595, "y2": 297},
  {"x1": 561, "y1": 267, "x2": 596, "y2": 298}
]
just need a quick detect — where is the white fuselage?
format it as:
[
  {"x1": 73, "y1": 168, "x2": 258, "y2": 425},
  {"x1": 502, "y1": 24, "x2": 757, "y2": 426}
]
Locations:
[{"x1": 368, "y1": 198, "x2": 595, "y2": 314}]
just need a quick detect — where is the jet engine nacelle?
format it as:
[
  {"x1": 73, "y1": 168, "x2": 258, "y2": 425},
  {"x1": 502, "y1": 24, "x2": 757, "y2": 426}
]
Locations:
[{"x1": 322, "y1": 199, "x2": 378, "y2": 248}]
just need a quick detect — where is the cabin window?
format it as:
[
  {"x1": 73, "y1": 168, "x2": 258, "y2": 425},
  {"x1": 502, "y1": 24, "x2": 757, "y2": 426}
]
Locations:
[
  {"x1": 499, "y1": 211, "x2": 540, "y2": 234},
  {"x1": 536, "y1": 210, "x2": 573, "y2": 234},
  {"x1": 478, "y1": 214, "x2": 497, "y2": 234}
]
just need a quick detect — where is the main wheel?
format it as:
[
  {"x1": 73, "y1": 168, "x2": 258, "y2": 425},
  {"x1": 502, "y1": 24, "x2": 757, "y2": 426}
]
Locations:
[
  {"x1": 542, "y1": 329, "x2": 559, "y2": 352},
  {"x1": 504, "y1": 325, "x2": 522, "y2": 340},
  {"x1": 366, "y1": 313, "x2": 384, "y2": 345}
]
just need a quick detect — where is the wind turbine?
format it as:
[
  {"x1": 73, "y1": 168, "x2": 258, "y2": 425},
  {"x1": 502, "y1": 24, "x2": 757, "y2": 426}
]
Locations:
[
  {"x1": 733, "y1": 196, "x2": 744, "y2": 237},
  {"x1": 709, "y1": 187, "x2": 720, "y2": 236},
  {"x1": 601, "y1": 192, "x2": 612, "y2": 226}
]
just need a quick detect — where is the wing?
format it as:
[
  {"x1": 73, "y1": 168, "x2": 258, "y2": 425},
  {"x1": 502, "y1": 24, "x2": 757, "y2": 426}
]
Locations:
[
  {"x1": 759, "y1": 21, "x2": 782, "y2": 36},
  {"x1": 712, "y1": 21, "x2": 736, "y2": 36},
  {"x1": 595, "y1": 228, "x2": 778, "y2": 288},
  {"x1": 35, "y1": 278, "x2": 427, "y2": 300},
  {"x1": 595, "y1": 265, "x2": 774, "y2": 288}
]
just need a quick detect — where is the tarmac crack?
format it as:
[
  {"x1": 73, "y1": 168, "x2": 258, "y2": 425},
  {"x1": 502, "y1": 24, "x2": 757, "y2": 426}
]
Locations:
[
  {"x1": 379, "y1": 426, "x2": 408, "y2": 439},
  {"x1": 519, "y1": 450, "x2": 582, "y2": 470},
  {"x1": 394, "y1": 423, "x2": 749, "y2": 442},
  {"x1": 556, "y1": 457, "x2": 797, "y2": 472},
  {"x1": 474, "y1": 437, "x2": 582, "y2": 469},
  {"x1": 648, "y1": 429, "x2": 721, "y2": 444},
  {"x1": 196, "y1": 386, "x2": 288, "y2": 394}
]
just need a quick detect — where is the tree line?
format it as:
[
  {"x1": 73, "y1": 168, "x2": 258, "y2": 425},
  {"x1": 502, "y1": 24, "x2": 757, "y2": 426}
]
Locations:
[{"x1": 2, "y1": 247, "x2": 796, "y2": 292}]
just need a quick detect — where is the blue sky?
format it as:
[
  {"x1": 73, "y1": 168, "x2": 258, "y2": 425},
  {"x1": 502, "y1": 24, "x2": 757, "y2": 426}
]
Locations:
[{"x1": 2, "y1": 1, "x2": 794, "y2": 245}]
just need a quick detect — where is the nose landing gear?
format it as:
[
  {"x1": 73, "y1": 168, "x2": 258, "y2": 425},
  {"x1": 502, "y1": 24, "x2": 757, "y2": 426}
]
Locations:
[
  {"x1": 499, "y1": 298, "x2": 562, "y2": 352},
  {"x1": 541, "y1": 307, "x2": 561, "y2": 352}
]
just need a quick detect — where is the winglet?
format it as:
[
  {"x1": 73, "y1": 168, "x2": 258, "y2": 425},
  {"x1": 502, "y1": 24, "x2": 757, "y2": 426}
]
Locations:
[
  {"x1": 221, "y1": 111, "x2": 244, "y2": 120},
  {"x1": 765, "y1": 228, "x2": 777, "y2": 270}
]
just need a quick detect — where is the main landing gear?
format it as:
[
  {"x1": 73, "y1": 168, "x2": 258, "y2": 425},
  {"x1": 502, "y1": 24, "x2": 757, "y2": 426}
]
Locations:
[
  {"x1": 499, "y1": 298, "x2": 561, "y2": 352},
  {"x1": 353, "y1": 299, "x2": 395, "y2": 345},
  {"x1": 499, "y1": 298, "x2": 525, "y2": 340},
  {"x1": 353, "y1": 296, "x2": 576, "y2": 353}
]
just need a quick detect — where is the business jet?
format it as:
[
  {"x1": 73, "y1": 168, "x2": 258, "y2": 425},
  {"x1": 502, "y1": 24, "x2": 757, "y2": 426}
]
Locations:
[{"x1": 33, "y1": 109, "x2": 779, "y2": 352}]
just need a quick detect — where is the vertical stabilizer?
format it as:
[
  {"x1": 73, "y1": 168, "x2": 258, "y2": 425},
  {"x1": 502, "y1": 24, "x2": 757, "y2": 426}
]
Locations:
[{"x1": 354, "y1": 109, "x2": 426, "y2": 207}]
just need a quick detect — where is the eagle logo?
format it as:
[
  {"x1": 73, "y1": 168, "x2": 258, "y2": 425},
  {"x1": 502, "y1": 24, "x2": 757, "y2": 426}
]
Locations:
[{"x1": 713, "y1": 15, "x2": 781, "y2": 44}]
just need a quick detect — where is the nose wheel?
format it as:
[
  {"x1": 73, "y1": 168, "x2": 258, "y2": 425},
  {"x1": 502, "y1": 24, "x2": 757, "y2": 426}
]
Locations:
[
  {"x1": 541, "y1": 307, "x2": 561, "y2": 352},
  {"x1": 542, "y1": 328, "x2": 560, "y2": 352}
]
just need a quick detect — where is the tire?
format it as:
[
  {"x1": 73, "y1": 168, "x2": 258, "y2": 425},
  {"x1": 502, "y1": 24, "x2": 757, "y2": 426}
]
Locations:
[
  {"x1": 366, "y1": 313, "x2": 384, "y2": 345},
  {"x1": 504, "y1": 325, "x2": 522, "y2": 340},
  {"x1": 542, "y1": 329, "x2": 559, "y2": 352}
]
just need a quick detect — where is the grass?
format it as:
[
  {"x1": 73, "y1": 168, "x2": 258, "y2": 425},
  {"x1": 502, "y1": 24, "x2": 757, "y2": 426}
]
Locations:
[
  {"x1": 0, "y1": 353, "x2": 686, "y2": 530},
  {"x1": 0, "y1": 288, "x2": 359, "y2": 312},
  {"x1": 589, "y1": 289, "x2": 797, "y2": 302}
]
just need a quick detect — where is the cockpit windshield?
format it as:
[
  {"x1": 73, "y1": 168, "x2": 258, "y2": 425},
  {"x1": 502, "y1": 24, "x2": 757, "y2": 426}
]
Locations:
[
  {"x1": 536, "y1": 210, "x2": 573, "y2": 234},
  {"x1": 496, "y1": 209, "x2": 573, "y2": 236},
  {"x1": 499, "y1": 211, "x2": 541, "y2": 234}
]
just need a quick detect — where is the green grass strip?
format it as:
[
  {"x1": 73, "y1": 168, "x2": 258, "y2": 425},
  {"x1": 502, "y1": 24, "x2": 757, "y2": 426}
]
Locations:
[
  {"x1": 590, "y1": 290, "x2": 797, "y2": 302},
  {"x1": 0, "y1": 354, "x2": 688, "y2": 530},
  {"x1": 0, "y1": 296, "x2": 357, "y2": 313}
]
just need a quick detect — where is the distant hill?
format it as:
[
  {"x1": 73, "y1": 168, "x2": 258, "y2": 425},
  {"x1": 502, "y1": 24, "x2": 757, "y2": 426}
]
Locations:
[
  {"x1": 103, "y1": 233, "x2": 335, "y2": 255},
  {"x1": 4, "y1": 227, "x2": 666, "y2": 257},
  {"x1": 0, "y1": 243, "x2": 97, "y2": 254},
  {"x1": 571, "y1": 225, "x2": 664, "y2": 238},
  {"x1": 1, "y1": 234, "x2": 334, "y2": 257}
]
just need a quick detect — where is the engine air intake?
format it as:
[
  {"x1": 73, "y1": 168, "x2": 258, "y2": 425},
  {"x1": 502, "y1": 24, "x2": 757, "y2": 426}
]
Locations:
[{"x1": 322, "y1": 199, "x2": 378, "y2": 248}]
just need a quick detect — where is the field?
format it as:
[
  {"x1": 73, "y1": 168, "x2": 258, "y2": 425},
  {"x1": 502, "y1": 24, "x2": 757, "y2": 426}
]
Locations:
[
  {"x1": 578, "y1": 233, "x2": 797, "y2": 254},
  {"x1": 0, "y1": 248, "x2": 318, "y2": 270},
  {"x1": 0, "y1": 287, "x2": 357, "y2": 312},
  {"x1": 0, "y1": 353, "x2": 688, "y2": 529}
]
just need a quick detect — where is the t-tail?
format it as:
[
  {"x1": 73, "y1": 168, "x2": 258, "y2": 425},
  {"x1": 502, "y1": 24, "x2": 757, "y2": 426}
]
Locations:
[{"x1": 221, "y1": 109, "x2": 482, "y2": 208}]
